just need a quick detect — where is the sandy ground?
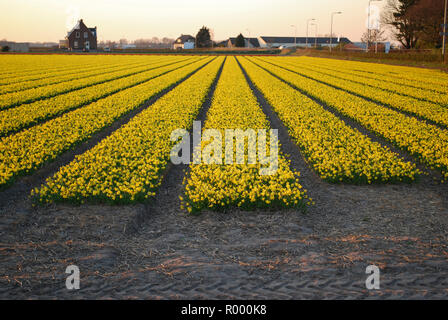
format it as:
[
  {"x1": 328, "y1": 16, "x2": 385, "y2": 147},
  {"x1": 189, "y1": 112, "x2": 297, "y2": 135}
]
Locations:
[{"x1": 1, "y1": 57, "x2": 448, "y2": 299}]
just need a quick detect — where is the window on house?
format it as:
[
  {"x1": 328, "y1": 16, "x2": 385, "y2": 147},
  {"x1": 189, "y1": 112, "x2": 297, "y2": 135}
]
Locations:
[
  {"x1": 74, "y1": 41, "x2": 78, "y2": 48},
  {"x1": 76, "y1": 32, "x2": 80, "y2": 38},
  {"x1": 84, "y1": 32, "x2": 88, "y2": 38}
]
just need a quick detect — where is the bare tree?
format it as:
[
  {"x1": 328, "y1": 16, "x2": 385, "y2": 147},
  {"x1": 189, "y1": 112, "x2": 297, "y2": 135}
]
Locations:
[{"x1": 361, "y1": 28, "x2": 387, "y2": 44}]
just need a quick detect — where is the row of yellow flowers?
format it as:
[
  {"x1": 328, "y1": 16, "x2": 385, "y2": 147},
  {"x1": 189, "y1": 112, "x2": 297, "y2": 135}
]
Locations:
[
  {"x1": 0, "y1": 57, "x2": 201, "y2": 137},
  {"x1": 298, "y1": 56, "x2": 448, "y2": 92},
  {"x1": 0, "y1": 58, "x2": 151, "y2": 94},
  {"x1": 0, "y1": 56, "x2": 189, "y2": 109},
  {"x1": 292, "y1": 56, "x2": 447, "y2": 97},
  {"x1": 1, "y1": 60, "x2": 102, "y2": 85},
  {"x1": 249, "y1": 57, "x2": 448, "y2": 181},
  {"x1": 239, "y1": 57, "x2": 418, "y2": 183},
  {"x1": 275, "y1": 57, "x2": 448, "y2": 108},
  {"x1": 0, "y1": 55, "x2": 147, "y2": 82},
  {"x1": 257, "y1": 57, "x2": 448, "y2": 128},
  {"x1": 0, "y1": 55, "x2": 103, "y2": 80},
  {"x1": 32, "y1": 57, "x2": 224, "y2": 204},
  {"x1": 0, "y1": 57, "x2": 212, "y2": 188},
  {"x1": 182, "y1": 57, "x2": 310, "y2": 213}
]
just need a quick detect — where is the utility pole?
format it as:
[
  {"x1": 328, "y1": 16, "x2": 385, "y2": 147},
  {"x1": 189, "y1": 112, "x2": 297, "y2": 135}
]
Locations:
[{"x1": 330, "y1": 12, "x2": 342, "y2": 52}]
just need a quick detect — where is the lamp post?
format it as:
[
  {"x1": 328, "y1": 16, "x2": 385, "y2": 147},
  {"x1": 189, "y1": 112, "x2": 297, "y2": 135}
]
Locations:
[
  {"x1": 367, "y1": 0, "x2": 382, "y2": 52},
  {"x1": 306, "y1": 18, "x2": 315, "y2": 48},
  {"x1": 310, "y1": 23, "x2": 318, "y2": 48},
  {"x1": 330, "y1": 12, "x2": 342, "y2": 52},
  {"x1": 290, "y1": 25, "x2": 297, "y2": 47}
]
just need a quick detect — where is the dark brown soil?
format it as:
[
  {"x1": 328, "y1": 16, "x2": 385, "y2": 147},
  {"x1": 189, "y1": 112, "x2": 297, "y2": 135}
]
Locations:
[{"x1": 1, "y1": 57, "x2": 448, "y2": 299}]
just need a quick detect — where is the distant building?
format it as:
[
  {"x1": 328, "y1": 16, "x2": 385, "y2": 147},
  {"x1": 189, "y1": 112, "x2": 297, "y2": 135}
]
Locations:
[
  {"x1": 66, "y1": 19, "x2": 97, "y2": 51},
  {"x1": 258, "y1": 36, "x2": 351, "y2": 48},
  {"x1": 351, "y1": 42, "x2": 391, "y2": 53},
  {"x1": 0, "y1": 41, "x2": 29, "y2": 52},
  {"x1": 118, "y1": 44, "x2": 137, "y2": 50},
  {"x1": 227, "y1": 37, "x2": 260, "y2": 48},
  {"x1": 59, "y1": 39, "x2": 69, "y2": 49},
  {"x1": 173, "y1": 35, "x2": 195, "y2": 50}
]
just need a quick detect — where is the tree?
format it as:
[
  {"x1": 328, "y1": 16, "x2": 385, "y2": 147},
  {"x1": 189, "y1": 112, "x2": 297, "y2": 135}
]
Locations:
[
  {"x1": 410, "y1": 0, "x2": 445, "y2": 48},
  {"x1": 235, "y1": 33, "x2": 246, "y2": 47},
  {"x1": 361, "y1": 28, "x2": 387, "y2": 44},
  {"x1": 383, "y1": 0, "x2": 445, "y2": 49},
  {"x1": 1, "y1": 46, "x2": 10, "y2": 52},
  {"x1": 195, "y1": 26, "x2": 212, "y2": 48},
  {"x1": 382, "y1": 0, "x2": 423, "y2": 48}
]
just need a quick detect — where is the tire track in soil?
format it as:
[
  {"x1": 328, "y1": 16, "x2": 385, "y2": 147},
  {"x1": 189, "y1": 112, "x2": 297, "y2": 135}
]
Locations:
[
  {"x1": 243, "y1": 56, "x2": 448, "y2": 192},
  {"x1": 0, "y1": 57, "x2": 214, "y2": 211}
]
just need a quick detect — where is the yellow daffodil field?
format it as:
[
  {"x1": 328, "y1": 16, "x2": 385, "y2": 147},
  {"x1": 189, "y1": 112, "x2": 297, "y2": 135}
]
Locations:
[
  {"x1": 246, "y1": 57, "x2": 448, "y2": 181},
  {"x1": 33, "y1": 57, "x2": 224, "y2": 204},
  {"x1": 0, "y1": 54, "x2": 447, "y2": 212},
  {"x1": 182, "y1": 57, "x2": 310, "y2": 212}
]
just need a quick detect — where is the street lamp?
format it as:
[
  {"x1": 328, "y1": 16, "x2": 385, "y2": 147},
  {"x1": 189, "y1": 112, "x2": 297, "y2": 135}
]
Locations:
[
  {"x1": 290, "y1": 25, "x2": 297, "y2": 47},
  {"x1": 330, "y1": 11, "x2": 342, "y2": 52},
  {"x1": 310, "y1": 23, "x2": 318, "y2": 48},
  {"x1": 306, "y1": 18, "x2": 316, "y2": 48},
  {"x1": 367, "y1": 0, "x2": 382, "y2": 52}
]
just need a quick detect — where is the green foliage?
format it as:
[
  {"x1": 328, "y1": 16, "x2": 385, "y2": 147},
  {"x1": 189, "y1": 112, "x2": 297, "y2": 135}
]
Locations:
[{"x1": 195, "y1": 26, "x2": 212, "y2": 48}]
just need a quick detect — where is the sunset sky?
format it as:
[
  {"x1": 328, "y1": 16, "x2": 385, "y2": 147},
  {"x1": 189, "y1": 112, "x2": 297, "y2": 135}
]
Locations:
[{"x1": 0, "y1": 0, "x2": 387, "y2": 43}]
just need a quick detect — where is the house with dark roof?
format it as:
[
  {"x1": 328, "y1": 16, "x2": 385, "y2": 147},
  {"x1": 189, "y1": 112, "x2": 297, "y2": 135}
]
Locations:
[
  {"x1": 66, "y1": 19, "x2": 97, "y2": 51},
  {"x1": 173, "y1": 35, "x2": 195, "y2": 50},
  {"x1": 227, "y1": 37, "x2": 260, "y2": 48},
  {"x1": 258, "y1": 36, "x2": 351, "y2": 48}
]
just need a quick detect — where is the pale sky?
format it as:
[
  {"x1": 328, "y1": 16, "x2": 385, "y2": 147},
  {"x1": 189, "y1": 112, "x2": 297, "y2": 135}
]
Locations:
[{"x1": 0, "y1": 0, "x2": 387, "y2": 43}]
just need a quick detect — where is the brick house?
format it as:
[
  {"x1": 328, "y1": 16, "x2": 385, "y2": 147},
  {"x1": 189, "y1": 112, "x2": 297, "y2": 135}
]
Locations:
[{"x1": 66, "y1": 19, "x2": 97, "y2": 51}]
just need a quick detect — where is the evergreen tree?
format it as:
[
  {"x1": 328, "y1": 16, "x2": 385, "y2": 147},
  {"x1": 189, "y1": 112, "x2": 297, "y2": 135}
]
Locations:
[
  {"x1": 235, "y1": 33, "x2": 246, "y2": 47},
  {"x1": 195, "y1": 26, "x2": 212, "y2": 48}
]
